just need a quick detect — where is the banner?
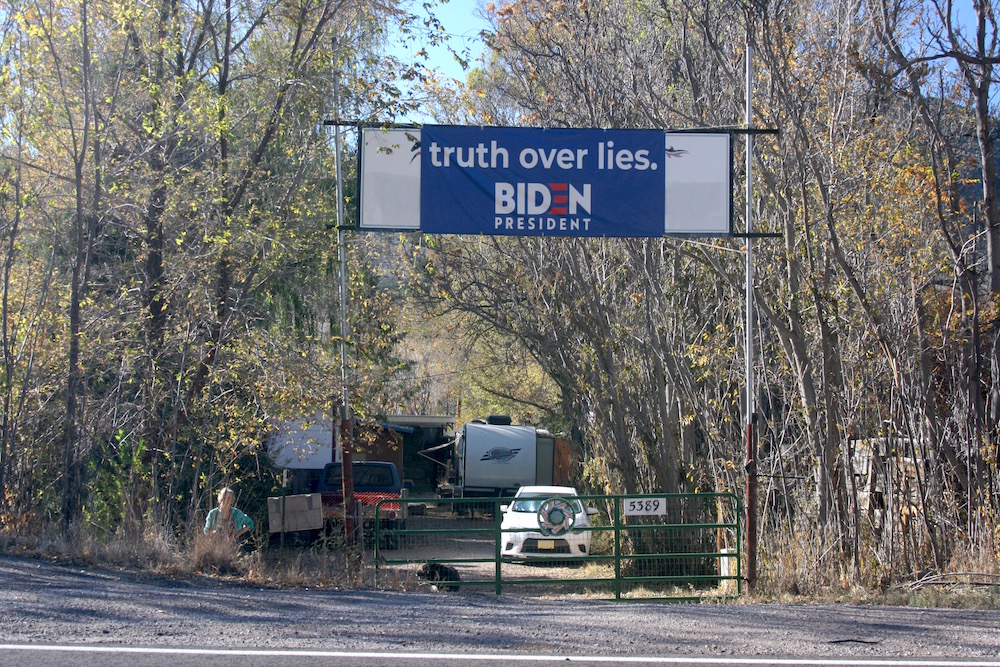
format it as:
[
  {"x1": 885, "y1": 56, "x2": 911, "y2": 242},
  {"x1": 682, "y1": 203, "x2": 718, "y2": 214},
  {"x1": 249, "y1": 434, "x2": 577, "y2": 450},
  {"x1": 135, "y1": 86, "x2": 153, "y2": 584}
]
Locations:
[
  {"x1": 359, "y1": 126, "x2": 731, "y2": 237},
  {"x1": 421, "y1": 126, "x2": 668, "y2": 237},
  {"x1": 359, "y1": 128, "x2": 422, "y2": 231}
]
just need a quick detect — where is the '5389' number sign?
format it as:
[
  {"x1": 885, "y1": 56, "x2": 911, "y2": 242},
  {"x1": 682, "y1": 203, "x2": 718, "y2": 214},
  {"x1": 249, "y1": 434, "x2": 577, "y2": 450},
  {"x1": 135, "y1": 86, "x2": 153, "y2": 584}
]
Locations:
[{"x1": 623, "y1": 497, "x2": 667, "y2": 516}]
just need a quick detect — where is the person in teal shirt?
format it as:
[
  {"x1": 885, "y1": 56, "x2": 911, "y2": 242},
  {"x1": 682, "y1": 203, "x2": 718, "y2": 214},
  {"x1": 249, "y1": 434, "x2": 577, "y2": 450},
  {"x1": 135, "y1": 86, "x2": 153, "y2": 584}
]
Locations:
[{"x1": 204, "y1": 487, "x2": 254, "y2": 539}]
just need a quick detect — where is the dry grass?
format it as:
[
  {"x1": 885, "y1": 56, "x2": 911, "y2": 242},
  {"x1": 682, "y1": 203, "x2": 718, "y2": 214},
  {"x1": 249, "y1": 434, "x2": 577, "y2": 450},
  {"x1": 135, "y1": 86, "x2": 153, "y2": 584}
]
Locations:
[
  {"x1": 877, "y1": 540, "x2": 1000, "y2": 609},
  {"x1": 0, "y1": 523, "x2": 184, "y2": 573},
  {"x1": 247, "y1": 544, "x2": 370, "y2": 589},
  {"x1": 190, "y1": 532, "x2": 246, "y2": 576},
  {"x1": 756, "y1": 529, "x2": 863, "y2": 601},
  {"x1": 750, "y1": 525, "x2": 1000, "y2": 608},
  {"x1": 0, "y1": 524, "x2": 369, "y2": 589}
]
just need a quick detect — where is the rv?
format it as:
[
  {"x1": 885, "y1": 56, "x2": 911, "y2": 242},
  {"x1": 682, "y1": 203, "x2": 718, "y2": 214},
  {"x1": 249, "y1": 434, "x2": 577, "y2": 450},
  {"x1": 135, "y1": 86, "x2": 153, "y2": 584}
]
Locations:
[{"x1": 432, "y1": 418, "x2": 574, "y2": 498}]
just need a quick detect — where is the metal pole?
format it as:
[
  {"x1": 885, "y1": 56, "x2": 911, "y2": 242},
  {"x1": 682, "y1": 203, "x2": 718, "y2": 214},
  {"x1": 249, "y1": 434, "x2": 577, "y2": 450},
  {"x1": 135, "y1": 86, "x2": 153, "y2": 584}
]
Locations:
[
  {"x1": 334, "y1": 53, "x2": 350, "y2": 440},
  {"x1": 744, "y1": 28, "x2": 759, "y2": 591},
  {"x1": 332, "y1": 42, "x2": 356, "y2": 546}
]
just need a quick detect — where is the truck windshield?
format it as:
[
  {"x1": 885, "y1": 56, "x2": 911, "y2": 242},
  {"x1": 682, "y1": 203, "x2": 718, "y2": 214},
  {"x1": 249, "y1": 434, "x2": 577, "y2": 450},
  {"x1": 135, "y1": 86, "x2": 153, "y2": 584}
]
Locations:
[{"x1": 324, "y1": 464, "x2": 395, "y2": 488}]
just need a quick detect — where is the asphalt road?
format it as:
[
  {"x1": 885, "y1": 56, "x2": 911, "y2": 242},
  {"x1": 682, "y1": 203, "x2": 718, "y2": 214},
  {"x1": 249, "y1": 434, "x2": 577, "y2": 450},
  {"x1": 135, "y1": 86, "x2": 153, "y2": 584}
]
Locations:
[
  {"x1": 6, "y1": 645, "x2": 1000, "y2": 667},
  {"x1": 1, "y1": 555, "x2": 999, "y2": 666}
]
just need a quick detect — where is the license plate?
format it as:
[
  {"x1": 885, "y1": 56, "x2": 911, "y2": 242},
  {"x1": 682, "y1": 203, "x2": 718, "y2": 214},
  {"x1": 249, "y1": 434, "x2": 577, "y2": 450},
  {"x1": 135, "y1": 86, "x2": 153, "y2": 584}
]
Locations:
[{"x1": 537, "y1": 539, "x2": 555, "y2": 550}]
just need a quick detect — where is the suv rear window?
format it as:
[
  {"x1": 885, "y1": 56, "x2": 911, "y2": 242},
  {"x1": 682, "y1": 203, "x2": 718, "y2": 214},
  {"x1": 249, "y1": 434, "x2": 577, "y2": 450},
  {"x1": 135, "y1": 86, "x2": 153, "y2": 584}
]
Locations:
[{"x1": 511, "y1": 495, "x2": 583, "y2": 513}]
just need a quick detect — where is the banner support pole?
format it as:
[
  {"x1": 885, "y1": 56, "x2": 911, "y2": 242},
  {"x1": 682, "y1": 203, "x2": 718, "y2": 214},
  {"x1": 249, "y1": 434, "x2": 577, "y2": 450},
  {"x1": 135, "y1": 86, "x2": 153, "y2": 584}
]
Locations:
[
  {"x1": 332, "y1": 38, "x2": 356, "y2": 547},
  {"x1": 744, "y1": 25, "x2": 759, "y2": 593}
]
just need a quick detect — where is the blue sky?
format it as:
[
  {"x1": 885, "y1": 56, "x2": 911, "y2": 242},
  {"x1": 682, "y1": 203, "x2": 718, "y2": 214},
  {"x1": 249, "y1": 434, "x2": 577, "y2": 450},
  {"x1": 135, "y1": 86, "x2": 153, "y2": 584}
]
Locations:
[
  {"x1": 401, "y1": 0, "x2": 491, "y2": 83},
  {"x1": 385, "y1": 1, "x2": 492, "y2": 122}
]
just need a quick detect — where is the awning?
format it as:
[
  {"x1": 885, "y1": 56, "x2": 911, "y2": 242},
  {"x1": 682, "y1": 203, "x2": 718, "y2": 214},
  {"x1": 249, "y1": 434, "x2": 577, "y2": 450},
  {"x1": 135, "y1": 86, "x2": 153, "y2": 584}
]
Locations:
[{"x1": 418, "y1": 439, "x2": 456, "y2": 465}]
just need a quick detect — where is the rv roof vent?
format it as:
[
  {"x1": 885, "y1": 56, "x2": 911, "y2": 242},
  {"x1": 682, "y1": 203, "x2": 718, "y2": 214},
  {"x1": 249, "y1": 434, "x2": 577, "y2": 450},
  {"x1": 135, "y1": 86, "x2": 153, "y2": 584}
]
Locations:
[{"x1": 486, "y1": 415, "x2": 513, "y2": 426}]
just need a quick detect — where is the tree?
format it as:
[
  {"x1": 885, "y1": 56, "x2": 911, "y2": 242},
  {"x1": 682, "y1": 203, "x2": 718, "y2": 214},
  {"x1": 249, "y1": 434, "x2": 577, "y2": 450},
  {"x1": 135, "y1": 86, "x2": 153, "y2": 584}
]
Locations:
[
  {"x1": 415, "y1": 0, "x2": 997, "y2": 587},
  {"x1": 0, "y1": 0, "x2": 430, "y2": 537},
  {"x1": 870, "y1": 0, "x2": 1000, "y2": 546}
]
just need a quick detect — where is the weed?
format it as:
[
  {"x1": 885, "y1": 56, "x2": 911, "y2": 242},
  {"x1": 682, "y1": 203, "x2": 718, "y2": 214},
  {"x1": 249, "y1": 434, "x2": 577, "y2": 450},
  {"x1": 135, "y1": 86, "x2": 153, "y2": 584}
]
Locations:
[{"x1": 190, "y1": 532, "x2": 246, "y2": 576}]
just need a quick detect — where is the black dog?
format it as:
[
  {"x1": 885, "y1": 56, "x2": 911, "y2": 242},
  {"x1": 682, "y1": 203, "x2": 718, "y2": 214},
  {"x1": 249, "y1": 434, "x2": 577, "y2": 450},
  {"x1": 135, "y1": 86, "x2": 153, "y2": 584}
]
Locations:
[{"x1": 416, "y1": 562, "x2": 461, "y2": 592}]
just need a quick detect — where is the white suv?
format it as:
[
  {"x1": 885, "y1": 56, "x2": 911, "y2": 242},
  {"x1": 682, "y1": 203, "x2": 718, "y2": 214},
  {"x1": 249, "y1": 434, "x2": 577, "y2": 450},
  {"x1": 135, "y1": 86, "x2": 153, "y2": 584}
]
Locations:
[{"x1": 500, "y1": 485, "x2": 597, "y2": 559}]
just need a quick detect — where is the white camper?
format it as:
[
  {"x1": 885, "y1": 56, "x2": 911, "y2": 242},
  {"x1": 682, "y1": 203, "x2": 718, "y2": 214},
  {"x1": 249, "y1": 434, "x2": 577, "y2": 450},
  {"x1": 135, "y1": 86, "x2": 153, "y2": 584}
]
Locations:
[{"x1": 451, "y1": 421, "x2": 572, "y2": 497}]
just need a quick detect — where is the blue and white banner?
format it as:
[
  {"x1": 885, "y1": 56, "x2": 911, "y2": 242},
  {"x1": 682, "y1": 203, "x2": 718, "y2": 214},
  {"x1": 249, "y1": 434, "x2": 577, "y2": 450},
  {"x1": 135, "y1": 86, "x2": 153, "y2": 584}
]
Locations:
[
  {"x1": 421, "y1": 126, "x2": 667, "y2": 237},
  {"x1": 359, "y1": 125, "x2": 731, "y2": 237}
]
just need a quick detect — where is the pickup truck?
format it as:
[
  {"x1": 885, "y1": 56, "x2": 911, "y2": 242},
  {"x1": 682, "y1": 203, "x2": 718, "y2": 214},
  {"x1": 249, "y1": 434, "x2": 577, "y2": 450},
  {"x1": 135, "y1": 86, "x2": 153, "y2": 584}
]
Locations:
[{"x1": 317, "y1": 461, "x2": 407, "y2": 547}]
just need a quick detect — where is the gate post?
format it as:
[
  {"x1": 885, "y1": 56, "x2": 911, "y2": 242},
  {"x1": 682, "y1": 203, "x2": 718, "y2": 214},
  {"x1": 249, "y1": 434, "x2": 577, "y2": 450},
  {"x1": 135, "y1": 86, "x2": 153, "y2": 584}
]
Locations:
[
  {"x1": 614, "y1": 497, "x2": 622, "y2": 601},
  {"x1": 494, "y1": 501, "x2": 503, "y2": 596}
]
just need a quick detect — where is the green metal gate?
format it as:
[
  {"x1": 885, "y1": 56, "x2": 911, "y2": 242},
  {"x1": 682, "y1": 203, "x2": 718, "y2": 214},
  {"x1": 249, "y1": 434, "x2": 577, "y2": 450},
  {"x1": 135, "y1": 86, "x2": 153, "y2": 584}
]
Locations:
[{"x1": 375, "y1": 492, "x2": 742, "y2": 601}]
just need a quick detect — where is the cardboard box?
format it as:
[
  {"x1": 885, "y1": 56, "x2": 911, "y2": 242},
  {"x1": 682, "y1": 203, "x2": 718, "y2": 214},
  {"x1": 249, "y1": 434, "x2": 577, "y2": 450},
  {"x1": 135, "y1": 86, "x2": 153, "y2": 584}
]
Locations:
[{"x1": 267, "y1": 493, "x2": 323, "y2": 533}]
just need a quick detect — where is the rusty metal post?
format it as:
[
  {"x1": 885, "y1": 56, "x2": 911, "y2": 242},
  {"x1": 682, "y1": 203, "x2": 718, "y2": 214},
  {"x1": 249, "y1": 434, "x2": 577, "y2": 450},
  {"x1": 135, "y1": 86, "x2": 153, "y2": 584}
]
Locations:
[
  {"x1": 340, "y1": 406, "x2": 356, "y2": 546},
  {"x1": 745, "y1": 422, "x2": 758, "y2": 590}
]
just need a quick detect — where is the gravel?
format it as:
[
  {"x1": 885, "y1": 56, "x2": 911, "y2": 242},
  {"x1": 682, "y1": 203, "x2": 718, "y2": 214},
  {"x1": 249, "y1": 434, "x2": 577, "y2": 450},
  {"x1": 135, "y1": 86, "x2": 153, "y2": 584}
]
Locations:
[{"x1": 1, "y1": 554, "x2": 999, "y2": 660}]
